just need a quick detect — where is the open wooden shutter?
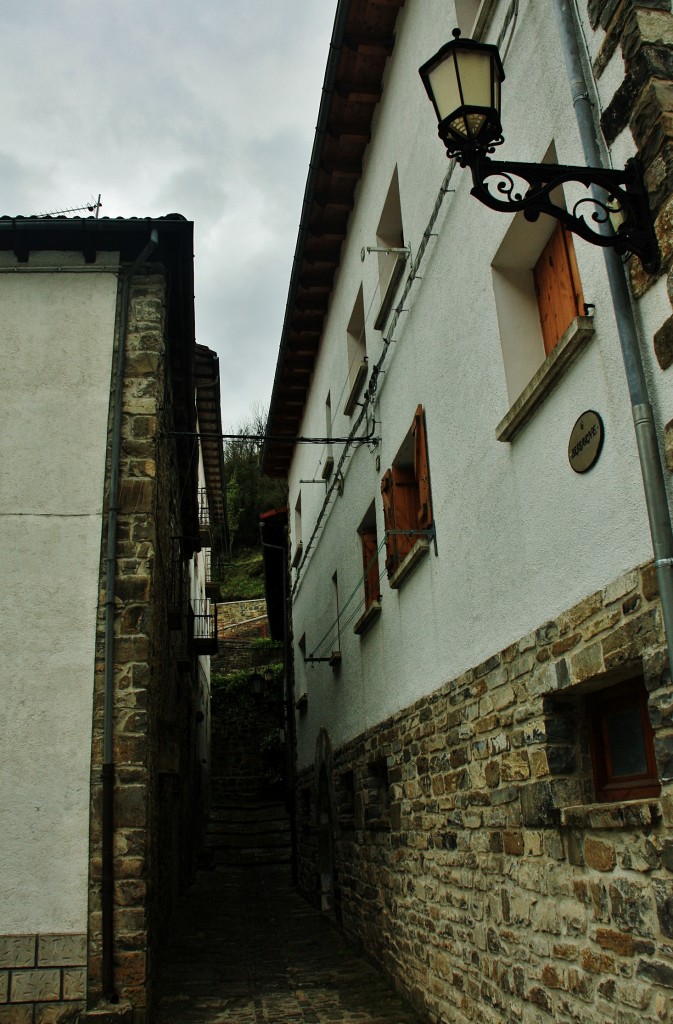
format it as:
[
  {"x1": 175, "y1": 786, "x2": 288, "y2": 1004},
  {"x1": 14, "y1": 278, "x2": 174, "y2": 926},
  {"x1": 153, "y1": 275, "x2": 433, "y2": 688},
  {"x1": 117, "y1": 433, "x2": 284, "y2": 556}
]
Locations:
[
  {"x1": 361, "y1": 529, "x2": 380, "y2": 607},
  {"x1": 391, "y1": 465, "x2": 418, "y2": 566},
  {"x1": 381, "y1": 470, "x2": 397, "y2": 577},
  {"x1": 533, "y1": 222, "x2": 584, "y2": 356},
  {"x1": 412, "y1": 404, "x2": 432, "y2": 530}
]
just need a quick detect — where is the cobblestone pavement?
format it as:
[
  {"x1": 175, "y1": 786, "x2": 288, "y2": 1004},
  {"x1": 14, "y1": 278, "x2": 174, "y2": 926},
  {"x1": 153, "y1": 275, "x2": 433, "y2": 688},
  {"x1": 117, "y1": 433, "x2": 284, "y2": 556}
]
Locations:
[{"x1": 154, "y1": 865, "x2": 425, "y2": 1024}]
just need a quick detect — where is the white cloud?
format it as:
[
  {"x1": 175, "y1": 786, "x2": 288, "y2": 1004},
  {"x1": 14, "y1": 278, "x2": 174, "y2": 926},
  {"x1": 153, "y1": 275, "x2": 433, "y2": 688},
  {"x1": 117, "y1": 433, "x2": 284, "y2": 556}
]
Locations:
[{"x1": 2, "y1": 0, "x2": 336, "y2": 425}]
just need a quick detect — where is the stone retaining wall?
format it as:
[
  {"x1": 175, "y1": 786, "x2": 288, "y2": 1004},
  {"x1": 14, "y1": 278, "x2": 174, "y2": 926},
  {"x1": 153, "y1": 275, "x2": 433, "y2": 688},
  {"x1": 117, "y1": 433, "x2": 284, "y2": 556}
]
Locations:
[{"x1": 297, "y1": 562, "x2": 673, "y2": 1024}]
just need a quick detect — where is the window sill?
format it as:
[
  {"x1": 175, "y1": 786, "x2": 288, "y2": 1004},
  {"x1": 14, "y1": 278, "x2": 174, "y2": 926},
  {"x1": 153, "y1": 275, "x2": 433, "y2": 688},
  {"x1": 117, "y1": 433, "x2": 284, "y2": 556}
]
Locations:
[
  {"x1": 496, "y1": 315, "x2": 595, "y2": 442},
  {"x1": 561, "y1": 799, "x2": 662, "y2": 831},
  {"x1": 354, "y1": 599, "x2": 382, "y2": 636},
  {"x1": 295, "y1": 692, "x2": 308, "y2": 712},
  {"x1": 344, "y1": 361, "x2": 368, "y2": 416},
  {"x1": 389, "y1": 536, "x2": 430, "y2": 590}
]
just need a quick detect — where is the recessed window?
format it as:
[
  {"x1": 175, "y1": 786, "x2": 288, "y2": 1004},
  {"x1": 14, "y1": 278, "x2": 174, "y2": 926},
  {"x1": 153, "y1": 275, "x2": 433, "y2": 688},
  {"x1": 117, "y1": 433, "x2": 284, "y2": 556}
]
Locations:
[
  {"x1": 322, "y1": 393, "x2": 334, "y2": 479},
  {"x1": 292, "y1": 492, "x2": 303, "y2": 567},
  {"x1": 492, "y1": 145, "x2": 591, "y2": 409},
  {"x1": 345, "y1": 287, "x2": 368, "y2": 416},
  {"x1": 354, "y1": 502, "x2": 382, "y2": 635},
  {"x1": 381, "y1": 405, "x2": 432, "y2": 588},
  {"x1": 366, "y1": 758, "x2": 390, "y2": 828},
  {"x1": 374, "y1": 168, "x2": 407, "y2": 331},
  {"x1": 587, "y1": 678, "x2": 660, "y2": 803}
]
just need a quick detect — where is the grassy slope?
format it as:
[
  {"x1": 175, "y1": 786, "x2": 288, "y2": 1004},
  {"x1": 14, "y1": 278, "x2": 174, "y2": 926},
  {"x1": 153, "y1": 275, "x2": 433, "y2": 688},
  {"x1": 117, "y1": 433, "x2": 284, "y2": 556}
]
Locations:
[{"x1": 218, "y1": 547, "x2": 266, "y2": 602}]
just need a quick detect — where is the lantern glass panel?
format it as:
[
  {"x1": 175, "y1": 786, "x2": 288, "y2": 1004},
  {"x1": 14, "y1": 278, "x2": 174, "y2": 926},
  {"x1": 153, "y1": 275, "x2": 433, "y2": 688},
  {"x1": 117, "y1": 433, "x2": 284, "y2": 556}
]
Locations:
[
  {"x1": 455, "y1": 49, "x2": 494, "y2": 109},
  {"x1": 427, "y1": 54, "x2": 461, "y2": 122}
]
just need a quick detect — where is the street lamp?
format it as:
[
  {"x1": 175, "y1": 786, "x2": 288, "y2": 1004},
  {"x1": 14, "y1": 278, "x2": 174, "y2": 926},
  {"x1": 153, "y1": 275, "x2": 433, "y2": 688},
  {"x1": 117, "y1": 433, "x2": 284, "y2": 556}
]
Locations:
[
  {"x1": 419, "y1": 29, "x2": 660, "y2": 273},
  {"x1": 249, "y1": 670, "x2": 265, "y2": 698}
]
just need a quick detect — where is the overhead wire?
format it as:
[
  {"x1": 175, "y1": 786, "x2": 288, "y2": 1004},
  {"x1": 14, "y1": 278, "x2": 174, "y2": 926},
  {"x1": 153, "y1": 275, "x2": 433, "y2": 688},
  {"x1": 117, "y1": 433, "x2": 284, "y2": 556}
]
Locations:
[{"x1": 292, "y1": 158, "x2": 457, "y2": 595}]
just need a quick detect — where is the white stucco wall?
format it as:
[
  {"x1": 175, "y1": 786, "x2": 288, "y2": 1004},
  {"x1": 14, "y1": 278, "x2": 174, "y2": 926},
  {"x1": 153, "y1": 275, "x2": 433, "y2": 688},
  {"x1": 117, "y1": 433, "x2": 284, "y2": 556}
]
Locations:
[
  {"x1": 286, "y1": 0, "x2": 673, "y2": 768},
  {"x1": 0, "y1": 253, "x2": 119, "y2": 932}
]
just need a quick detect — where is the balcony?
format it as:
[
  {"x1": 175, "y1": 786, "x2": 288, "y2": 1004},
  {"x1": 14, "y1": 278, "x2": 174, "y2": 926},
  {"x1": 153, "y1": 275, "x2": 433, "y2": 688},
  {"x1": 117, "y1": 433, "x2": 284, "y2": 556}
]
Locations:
[
  {"x1": 203, "y1": 548, "x2": 222, "y2": 601},
  {"x1": 198, "y1": 487, "x2": 212, "y2": 547},
  {"x1": 193, "y1": 598, "x2": 218, "y2": 655}
]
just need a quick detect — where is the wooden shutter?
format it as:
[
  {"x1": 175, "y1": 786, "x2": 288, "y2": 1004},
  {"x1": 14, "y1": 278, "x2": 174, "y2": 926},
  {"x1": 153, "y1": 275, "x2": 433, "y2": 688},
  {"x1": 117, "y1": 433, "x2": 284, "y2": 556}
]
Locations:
[
  {"x1": 412, "y1": 405, "x2": 432, "y2": 529},
  {"x1": 361, "y1": 528, "x2": 380, "y2": 607},
  {"x1": 391, "y1": 465, "x2": 418, "y2": 566},
  {"x1": 381, "y1": 470, "x2": 396, "y2": 576},
  {"x1": 533, "y1": 222, "x2": 584, "y2": 356}
]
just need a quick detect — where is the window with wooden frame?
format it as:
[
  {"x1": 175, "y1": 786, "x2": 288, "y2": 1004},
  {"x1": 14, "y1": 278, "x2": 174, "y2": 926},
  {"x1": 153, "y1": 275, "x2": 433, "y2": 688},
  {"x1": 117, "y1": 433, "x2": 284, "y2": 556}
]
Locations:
[
  {"x1": 587, "y1": 677, "x2": 660, "y2": 803},
  {"x1": 381, "y1": 405, "x2": 432, "y2": 588},
  {"x1": 533, "y1": 221, "x2": 584, "y2": 357},
  {"x1": 354, "y1": 503, "x2": 382, "y2": 635}
]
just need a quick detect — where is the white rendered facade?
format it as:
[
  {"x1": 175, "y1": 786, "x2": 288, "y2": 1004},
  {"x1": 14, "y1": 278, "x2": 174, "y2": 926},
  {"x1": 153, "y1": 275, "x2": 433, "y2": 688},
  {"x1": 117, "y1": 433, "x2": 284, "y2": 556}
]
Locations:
[
  {"x1": 0, "y1": 253, "x2": 119, "y2": 932},
  {"x1": 280, "y1": 0, "x2": 673, "y2": 770}
]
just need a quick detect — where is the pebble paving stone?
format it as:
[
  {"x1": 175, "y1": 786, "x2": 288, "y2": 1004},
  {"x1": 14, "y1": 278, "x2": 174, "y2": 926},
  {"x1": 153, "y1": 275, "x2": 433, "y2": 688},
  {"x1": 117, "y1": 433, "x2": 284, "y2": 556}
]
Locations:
[{"x1": 154, "y1": 864, "x2": 425, "y2": 1023}]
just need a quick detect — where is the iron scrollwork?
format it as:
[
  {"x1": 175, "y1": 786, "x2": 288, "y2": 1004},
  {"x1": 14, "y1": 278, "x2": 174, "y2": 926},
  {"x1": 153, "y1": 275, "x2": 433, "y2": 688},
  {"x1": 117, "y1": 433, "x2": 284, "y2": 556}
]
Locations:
[{"x1": 462, "y1": 153, "x2": 660, "y2": 274}]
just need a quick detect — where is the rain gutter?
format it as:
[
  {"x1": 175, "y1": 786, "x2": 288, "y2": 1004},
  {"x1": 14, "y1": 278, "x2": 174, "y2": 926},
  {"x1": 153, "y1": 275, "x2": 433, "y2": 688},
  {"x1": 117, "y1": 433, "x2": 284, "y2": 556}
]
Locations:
[
  {"x1": 101, "y1": 229, "x2": 159, "y2": 1003},
  {"x1": 553, "y1": 0, "x2": 673, "y2": 671}
]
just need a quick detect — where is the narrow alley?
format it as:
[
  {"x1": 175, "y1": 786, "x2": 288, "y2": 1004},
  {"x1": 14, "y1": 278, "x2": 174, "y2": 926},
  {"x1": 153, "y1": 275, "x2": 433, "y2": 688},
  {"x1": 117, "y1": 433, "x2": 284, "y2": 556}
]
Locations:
[{"x1": 154, "y1": 817, "x2": 424, "y2": 1024}]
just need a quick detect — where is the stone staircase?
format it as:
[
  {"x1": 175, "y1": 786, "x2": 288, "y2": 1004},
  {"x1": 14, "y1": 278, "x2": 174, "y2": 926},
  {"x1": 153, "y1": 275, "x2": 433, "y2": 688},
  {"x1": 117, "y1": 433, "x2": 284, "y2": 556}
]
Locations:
[{"x1": 205, "y1": 797, "x2": 292, "y2": 868}]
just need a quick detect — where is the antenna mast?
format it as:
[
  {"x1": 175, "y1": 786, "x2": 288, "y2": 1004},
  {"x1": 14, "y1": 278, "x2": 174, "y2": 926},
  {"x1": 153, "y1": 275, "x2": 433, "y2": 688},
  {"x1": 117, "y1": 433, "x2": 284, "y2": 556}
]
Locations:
[{"x1": 37, "y1": 194, "x2": 102, "y2": 218}]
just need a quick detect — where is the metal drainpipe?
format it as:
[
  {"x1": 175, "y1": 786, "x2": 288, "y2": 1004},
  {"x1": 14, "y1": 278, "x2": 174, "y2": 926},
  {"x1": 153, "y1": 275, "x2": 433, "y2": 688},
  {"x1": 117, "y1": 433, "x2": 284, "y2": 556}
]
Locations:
[
  {"x1": 553, "y1": 0, "x2": 673, "y2": 673},
  {"x1": 259, "y1": 526, "x2": 297, "y2": 885},
  {"x1": 101, "y1": 229, "x2": 158, "y2": 1003}
]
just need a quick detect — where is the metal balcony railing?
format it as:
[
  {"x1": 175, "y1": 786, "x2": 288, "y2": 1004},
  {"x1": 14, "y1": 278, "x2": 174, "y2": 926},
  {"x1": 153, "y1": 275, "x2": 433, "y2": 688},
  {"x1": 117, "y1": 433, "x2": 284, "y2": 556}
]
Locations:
[
  {"x1": 198, "y1": 487, "x2": 212, "y2": 545},
  {"x1": 192, "y1": 598, "x2": 218, "y2": 655}
]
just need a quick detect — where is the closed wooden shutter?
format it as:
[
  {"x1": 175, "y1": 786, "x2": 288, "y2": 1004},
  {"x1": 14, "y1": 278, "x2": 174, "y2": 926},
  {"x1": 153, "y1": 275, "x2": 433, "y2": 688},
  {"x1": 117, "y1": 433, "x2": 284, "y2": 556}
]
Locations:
[
  {"x1": 412, "y1": 405, "x2": 432, "y2": 529},
  {"x1": 361, "y1": 528, "x2": 380, "y2": 607},
  {"x1": 533, "y1": 222, "x2": 584, "y2": 356}
]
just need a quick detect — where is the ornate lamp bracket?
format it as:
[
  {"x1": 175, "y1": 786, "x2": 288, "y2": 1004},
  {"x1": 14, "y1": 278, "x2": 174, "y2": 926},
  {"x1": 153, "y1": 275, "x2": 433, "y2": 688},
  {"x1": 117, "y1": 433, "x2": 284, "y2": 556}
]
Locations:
[{"x1": 461, "y1": 152, "x2": 660, "y2": 274}]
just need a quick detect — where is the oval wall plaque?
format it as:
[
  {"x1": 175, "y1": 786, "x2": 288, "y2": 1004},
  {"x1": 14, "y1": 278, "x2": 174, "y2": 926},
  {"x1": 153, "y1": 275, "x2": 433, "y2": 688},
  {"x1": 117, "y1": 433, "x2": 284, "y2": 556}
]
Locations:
[{"x1": 568, "y1": 410, "x2": 604, "y2": 473}]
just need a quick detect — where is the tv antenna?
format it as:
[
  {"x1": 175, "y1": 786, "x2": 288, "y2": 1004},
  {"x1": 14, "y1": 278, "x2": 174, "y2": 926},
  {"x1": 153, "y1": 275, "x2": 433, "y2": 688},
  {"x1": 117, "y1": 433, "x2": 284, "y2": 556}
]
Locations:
[{"x1": 38, "y1": 194, "x2": 102, "y2": 218}]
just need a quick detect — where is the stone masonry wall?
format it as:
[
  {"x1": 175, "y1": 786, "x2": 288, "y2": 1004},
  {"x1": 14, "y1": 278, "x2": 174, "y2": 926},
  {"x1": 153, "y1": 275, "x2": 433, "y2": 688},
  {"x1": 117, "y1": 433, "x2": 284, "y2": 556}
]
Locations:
[
  {"x1": 88, "y1": 274, "x2": 203, "y2": 1022},
  {"x1": 298, "y1": 562, "x2": 673, "y2": 1024},
  {"x1": 0, "y1": 933, "x2": 86, "y2": 1023}
]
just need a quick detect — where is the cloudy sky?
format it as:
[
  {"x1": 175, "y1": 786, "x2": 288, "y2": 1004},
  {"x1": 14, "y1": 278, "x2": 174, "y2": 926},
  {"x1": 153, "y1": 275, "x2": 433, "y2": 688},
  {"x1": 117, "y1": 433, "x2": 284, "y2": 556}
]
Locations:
[{"x1": 2, "y1": 1, "x2": 337, "y2": 428}]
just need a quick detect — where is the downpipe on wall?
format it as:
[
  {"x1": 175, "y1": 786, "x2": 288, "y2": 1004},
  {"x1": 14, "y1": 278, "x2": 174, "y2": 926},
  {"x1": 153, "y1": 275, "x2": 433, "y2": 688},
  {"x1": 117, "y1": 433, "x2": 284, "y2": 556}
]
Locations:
[
  {"x1": 553, "y1": 0, "x2": 673, "y2": 674},
  {"x1": 101, "y1": 229, "x2": 159, "y2": 1004}
]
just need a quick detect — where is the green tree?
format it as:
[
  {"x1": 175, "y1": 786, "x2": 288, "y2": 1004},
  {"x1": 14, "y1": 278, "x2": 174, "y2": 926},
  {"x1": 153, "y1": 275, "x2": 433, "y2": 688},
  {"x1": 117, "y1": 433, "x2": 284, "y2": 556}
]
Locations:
[{"x1": 223, "y1": 403, "x2": 287, "y2": 552}]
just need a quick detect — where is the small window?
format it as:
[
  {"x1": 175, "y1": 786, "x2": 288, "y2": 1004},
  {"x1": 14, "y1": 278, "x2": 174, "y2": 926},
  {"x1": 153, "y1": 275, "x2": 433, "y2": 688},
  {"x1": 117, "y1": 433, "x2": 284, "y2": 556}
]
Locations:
[
  {"x1": 374, "y1": 168, "x2": 407, "y2": 331},
  {"x1": 359, "y1": 504, "x2": 381, "y2": 611},
  {"x1": 533, "y1": 222, "x2": 584, "y2": 357},
  {"x1": 587, "y1": 678, "x2": 660, "y2": 803},
  {"x1": 492, "y1": 144, "x2": 592, "y2": 413},
  {"x1": 322, "y1": 393, "x2": 334, "y2": 479},
  {"x1": 292, "y1": 493, "x2": 303, "y2": 567},
  {"x1": 355, "y1": 503, "x2": 382, "y2": 635},
  {"x1": 365, "y1": 758, "x2": 390, "y2": 828},
  {"x1": 345, "y1": 288, "x2": 368, "y2": 416},
  {"x1": 381, "y1": 405, "x2": 432, "y2": 587}
]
